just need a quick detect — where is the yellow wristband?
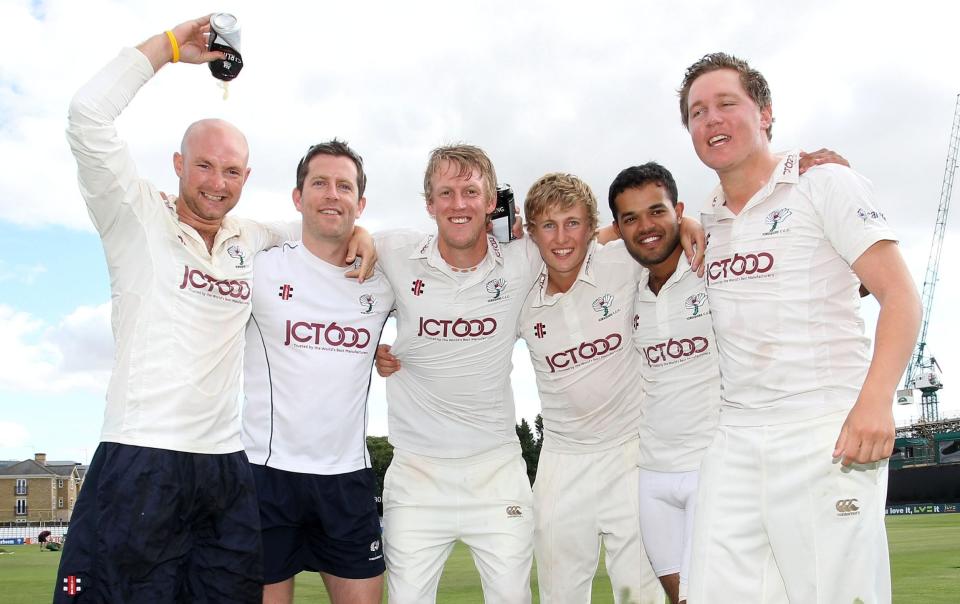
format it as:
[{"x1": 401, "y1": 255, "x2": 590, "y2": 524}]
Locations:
[{"x1": 165, "y1": 30, "x2": 180, "y2": 63}]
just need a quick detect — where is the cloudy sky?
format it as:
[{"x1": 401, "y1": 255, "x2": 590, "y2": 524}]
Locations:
[{"x1": 1, "y1": 0, "x2": 958, "y2": 463}]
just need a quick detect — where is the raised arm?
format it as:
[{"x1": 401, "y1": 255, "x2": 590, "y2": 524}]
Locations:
[{"x1": 67, "y1": 14, "x2": 226, "y2": 234}]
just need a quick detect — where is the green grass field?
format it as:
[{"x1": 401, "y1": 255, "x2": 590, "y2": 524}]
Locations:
[{"x1": 3, "y1": 515, "x2": 958, "y2": 603}]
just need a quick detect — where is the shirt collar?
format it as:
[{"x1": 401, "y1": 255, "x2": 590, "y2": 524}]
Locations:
[
  {"x1": 637, "y1": 252, "x2": 692, "y2": 299},
  {"x1": 702, "y1": 150, "x2": 801, "y2": 220},
  {"x1": 529, "y1": 239, "x2": 600, "y2": 308},
  {"x1": 410, "y1": 232, "x2": 505, "y2": 278}
]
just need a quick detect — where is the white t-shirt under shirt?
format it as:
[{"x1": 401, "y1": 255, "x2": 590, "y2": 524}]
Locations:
[
  {"x1": 632, "y1": 255, "x2": 720, "y2": 472},
  {"x1": 518, "y1": 240, "x2": 645, "y2": 453},
  {"x1": 241, "y1": 242, "x2": 395, "y2": 474},
  {"x1": 67, "y1": 47, "x2": 291, "y2": 454},
  {"x1": 375, "y1": 231, "x2": 544, "y2": 458},
  {"x1": 700, "y1": 152, "x2": 896, "y2": 425}
]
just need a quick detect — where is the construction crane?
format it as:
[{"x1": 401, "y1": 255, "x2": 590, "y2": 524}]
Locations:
[{"x1": 899, "y1": 93, "x2": 960, "y2": 422}]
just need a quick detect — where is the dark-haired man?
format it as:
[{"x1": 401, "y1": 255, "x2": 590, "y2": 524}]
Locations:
[
  {"x1": 679, "y1": 52, "x2": 921, "y2": 603},
  {"x1": 609, "y1": 162, "x2": 719, "y2": 604},
  {"x1": 242, "y1": 140, "x2": 393, "y2": 604}
]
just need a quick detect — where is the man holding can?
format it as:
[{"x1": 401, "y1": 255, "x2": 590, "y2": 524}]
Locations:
[{"x1": 55, "y1": 15, "x2": 372, "y2": 603}]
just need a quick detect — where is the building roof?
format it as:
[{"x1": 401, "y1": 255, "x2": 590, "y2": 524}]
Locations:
[
  {"x1": 0, "y1": 459, "x2": 56, "y2": 477},
  {"x1": 46, "y1": 464, "x2": 81, "y2": 477}
]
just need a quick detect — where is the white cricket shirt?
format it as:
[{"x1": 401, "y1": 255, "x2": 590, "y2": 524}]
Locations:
[
  {"x1": 67, "y1": 48, "x2": 291, "y2": 453},
  {"x1": 518, "y1": 240, "x2": 645, "y2": 453},
  {"x1": 376, "y1": 231, "x2": 543, "y2": 458},
  {"x1": 241, "y1": 243, "x2": 395, "y2": 474},
  {"x1": 633, "y1": 255, "x2": 720, "y2": 471},
  {"x1": 700, "y1": 152, "x2": 896, "y2": 424}
]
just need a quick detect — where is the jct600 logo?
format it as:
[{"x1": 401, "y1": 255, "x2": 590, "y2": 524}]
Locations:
[
  {"x1": 545, "y1": 333, "x2": 622, "y2": 373},
  {"x1": 417, "y1": 317, "x2": 497, "y2": 338},
  {"x1": 284, "y1": 320, "x2": 371, "y2": 348},
  {"x1": 706, "y1": 252, "x2": 774, "y2": 284}
]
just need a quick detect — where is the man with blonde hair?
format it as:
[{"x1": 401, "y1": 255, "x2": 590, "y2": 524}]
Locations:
[
  {"x1": 518, "y1": 173, "x2": 663, "y2": 604},
  {"x1": 375, "y1": 144, "x2": 544, "y2": 603}
]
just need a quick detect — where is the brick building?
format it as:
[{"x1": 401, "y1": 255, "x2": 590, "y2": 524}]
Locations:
[{"x1": 0, "y1": 453, "x2": 85, "y2": 523}]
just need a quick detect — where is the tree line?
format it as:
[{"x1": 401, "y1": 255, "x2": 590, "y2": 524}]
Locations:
[{"x1": 366, "y1": 414, "x2": 545, "y2": 500}]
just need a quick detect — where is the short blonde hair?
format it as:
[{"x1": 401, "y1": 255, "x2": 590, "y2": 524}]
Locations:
[
  {"x1": 524, "y1": 173, "x2": 599, "y2": 234},
  {"x1": 423, "y1": 144, "x2": 497, "y2": 205}
]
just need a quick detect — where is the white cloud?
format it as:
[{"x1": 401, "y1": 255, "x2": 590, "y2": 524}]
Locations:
[
  {"x1": 0, "y1": 260, "x2": 46, "y2": 285},
  {"x1": 2, "y1": 0, "x2": 960, "y2": 431},
  {"x1": 0, "y1": 421, "x2": 30, "y2": 449},
  {"x1": 0, "y1": 302, "x2": 112, "y2": 394}
]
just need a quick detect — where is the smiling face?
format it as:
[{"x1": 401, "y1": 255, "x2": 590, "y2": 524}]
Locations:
[
  {"x1": 686, "y1": 68, "x2": 773, "y2": 175},
  {"x1": 174, "y1": 120, "x2": 251, "y2": 225},
  {"x1": 426, "y1": 159, "x2": 495, "y2": 265},
  {"x1": 529, "y1": 202, "x2": 593, "y2": 289},
  {"x1": 293, "y1": 154, "x2": 365, "y2": 245},
  {"x1": 613, "y1": 182, "x2": 684, "y2": 270}
]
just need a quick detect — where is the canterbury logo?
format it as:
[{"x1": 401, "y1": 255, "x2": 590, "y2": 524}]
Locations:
[
  {"x1": 505, "y1": 505, "x2": 523, "y2": 517},
  {"x1": 835, "y1": 499, "x2": 860, "y2": 514}
]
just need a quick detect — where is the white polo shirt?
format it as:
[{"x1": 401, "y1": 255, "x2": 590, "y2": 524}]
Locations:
[
  {"x1": 376, "y1": 231, "x2": 543, "y2": 458},
  {"x1": 67, "y1": 48, "x2": 293, "y2": 454},
  {"x1": 241, "y1": 242, "x2": 395, "y2": 474},
  {"x1": 700, "y1": 152, "x2": 896, "y2": 425},
  {"x1": 518, "y1": 240, "x2": 644, "y2": 453},
  {"x1": 633, "y1": 255, "x2": 720, "y2": 471}
]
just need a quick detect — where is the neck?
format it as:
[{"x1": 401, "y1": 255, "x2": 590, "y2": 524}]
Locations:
[
  {"x1": 438, "y1": 239, "x2": 488, "y2": 271},
  {"x1": 646, "y1": 246, "x2": 682, "y2": 296},
  {"x1": 302, "y1": 233, "x2": 352, "y2": 267},
  {"x1": 717, "y1": 149, "x2": 779, "y2": 214},
  {"x1": 176, "y1": 199, "x2": 221, "y2": 252},
  {"x1": 546, "y1": 269, "x2": 579, "y2": 295}
]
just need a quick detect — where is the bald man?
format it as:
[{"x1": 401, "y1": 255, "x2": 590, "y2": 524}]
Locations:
[{"x1": 54, "y1": 15, "x2": 364, "y2": 603}]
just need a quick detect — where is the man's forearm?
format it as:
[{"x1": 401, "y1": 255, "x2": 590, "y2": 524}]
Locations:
[
  {"x1": 859, "y1": 288, "x2": 921, "y2": 404},
  {"x1": 136, "y1": 31, "x2": 177, "y2": 73}
]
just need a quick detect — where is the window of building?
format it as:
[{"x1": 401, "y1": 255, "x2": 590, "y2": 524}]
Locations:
[
  {"x1": 58, "y1": 479, "x2": 64, "y2": 488},
  {"x1": 58, "y1": 498, "x2": 64, "y2": 509},
  {"x1": 15, "y1": 499, "x2": 27, "y2": 515},
  {"x1": 15, "y1": 479, "x2": 27, "y2": 495}
]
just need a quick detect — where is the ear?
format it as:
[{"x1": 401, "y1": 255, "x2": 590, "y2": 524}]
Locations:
[
  {"x1": 426, "y1": 197, "x2": 436, "y2": 219},
  {"x1": 612, "y1": 218, "x2": 622, "y2": 238},
  {"x1": 292, "y1": 187, "x2": 303, "y2": 212},
  {"x1": 485, "y1": 194, "x2": 496, "y2": 216},
  {"x1": 675, "y1": 201, "x2": 686, "y2": 222},
  {"x1": 760, "y1": 104, "x2": 773, "y2": 134},
  {"x1": 173, "y1": 152, "x2": 184, "y2": 178},
  {"x1": 356, "y1": 196, "x2": 367, "y2": 218},
  {"x1": 242, "y1": 167, "x2": 252, "y2": 186}
]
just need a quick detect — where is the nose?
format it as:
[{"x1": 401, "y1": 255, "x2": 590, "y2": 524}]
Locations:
[
  {"x1": 209, "y1": 170, "x2": 226, "y2": 191},
  {"x1": 451, "y1": 191, "x2": 468, "y2": 209},
  {"x1": 705, "y1": 107, "x2": 722, "y2": 126}
]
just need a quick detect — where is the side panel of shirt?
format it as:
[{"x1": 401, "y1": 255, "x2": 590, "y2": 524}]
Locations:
[
  {"x1": 241, "y1": 243, "x2": 395, "y2": 474},
  {"x1": 519, "y1": 241, "x2": 644, "y2": 453},
  {"x1": 701, "y1": 156, "x2": 896, "y2": 422},
  {"x1": 632, "y1": 260, "x2": 720, "y2": 471},
  {"x1": 376, "y1": 231, "x2": 543, "y2": 457}
]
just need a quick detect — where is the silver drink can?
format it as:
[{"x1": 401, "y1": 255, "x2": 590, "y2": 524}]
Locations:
[{"x1": 208, "y1": 12, "x2": 243, "y2": 81}]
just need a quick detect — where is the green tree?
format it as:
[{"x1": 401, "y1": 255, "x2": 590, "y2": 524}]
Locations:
[
  {"x1": 366, "y1": 435, "x2": 394, "y2": 502},
  {"x1": 517, "y1": 418, "x2": 540, "y2": 484}
]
